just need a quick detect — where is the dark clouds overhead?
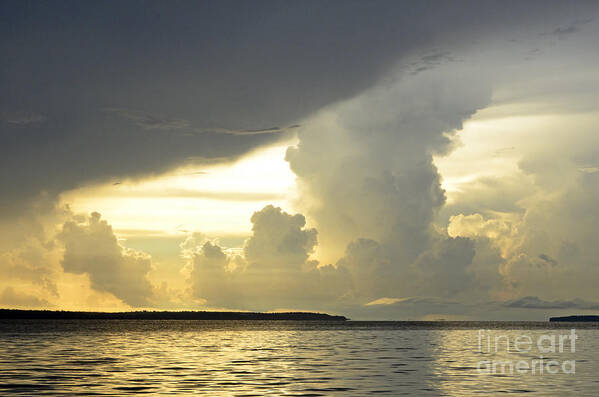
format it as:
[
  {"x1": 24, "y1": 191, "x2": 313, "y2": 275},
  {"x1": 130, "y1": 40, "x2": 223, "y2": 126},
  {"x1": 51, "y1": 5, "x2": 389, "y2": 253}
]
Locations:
[{"x1": 1, "y1": 0, "x2": 594, "y2": 214}]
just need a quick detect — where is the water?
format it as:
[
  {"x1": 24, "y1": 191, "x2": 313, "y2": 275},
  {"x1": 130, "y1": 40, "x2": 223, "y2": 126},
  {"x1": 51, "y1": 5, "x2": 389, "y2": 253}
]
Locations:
[{"x1": 1, "y1": 320, "x2": 598, "y2": 395}]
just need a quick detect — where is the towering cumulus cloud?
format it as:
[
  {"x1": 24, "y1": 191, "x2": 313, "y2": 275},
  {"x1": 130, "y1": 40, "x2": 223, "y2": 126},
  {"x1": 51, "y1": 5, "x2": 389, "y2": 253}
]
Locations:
[
  {"x1": 286, "y1": 61, "x2": 491, "y2": 302},
  {"x1": 187, "y1": 205, "x2": 350, "y2": 311},
  {"x1": 58, "y1": 212, "x2": 155, "y2": 307},
  {"x1": 244, "y1": 205, "x2": 318, "y2": 270}
]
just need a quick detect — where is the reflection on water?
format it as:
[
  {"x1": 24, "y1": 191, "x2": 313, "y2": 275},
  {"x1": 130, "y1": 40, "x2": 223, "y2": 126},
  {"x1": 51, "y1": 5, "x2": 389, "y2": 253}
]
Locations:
[{"x1": 0, "y1": 320, "x2": 598, "y2": 395}]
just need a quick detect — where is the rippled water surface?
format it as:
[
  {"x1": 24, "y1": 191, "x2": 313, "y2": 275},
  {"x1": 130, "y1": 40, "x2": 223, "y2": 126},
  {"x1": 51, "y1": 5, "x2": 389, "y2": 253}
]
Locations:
[{"x1": 1, "y1": 320, "x2": 598, "y2": 395}]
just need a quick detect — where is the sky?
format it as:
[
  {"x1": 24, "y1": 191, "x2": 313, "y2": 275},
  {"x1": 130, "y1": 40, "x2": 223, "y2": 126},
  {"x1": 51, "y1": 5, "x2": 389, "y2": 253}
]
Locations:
[{"x1": 1, "y1": 0, "x2": 599, "y2": 319}]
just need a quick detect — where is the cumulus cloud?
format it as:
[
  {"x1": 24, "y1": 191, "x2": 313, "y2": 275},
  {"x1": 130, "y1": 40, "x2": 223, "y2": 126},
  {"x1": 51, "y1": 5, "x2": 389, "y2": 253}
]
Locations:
[
  {"x1": 286, "y1": 58, "x2": 491, "y2": 266},
  {"x1": 334, "y1": 235, "x2": 477, "y2": 304},
  {"x1": 188, "y1": 241, "x2": 235, "y2": 307},
  {"x1": 280, "y1": 13, "x2": 599, "y2": 318},
  {"x1": 0, "y1": 200, "x2": 68, "y2": 305},
  {"x1": 186, "y1": 205, "x2": 350, "y2": 311},
  {"x1": 281, "y1": 51, "x2": 493, "y2": 314},
  {"x1": 58, "y1": 212, "x2": 155, "y2": 307},
  {"x1": 411, "y1": 237, "x2": 475, "y2": 298},
  {"x1": 335, "y1": 239, "x2": 392, "y2": 300},
  {"x1": 447, "y1": 213, "x2": 522, "y2": 257},
  {"x1": 244, "y1": 205, "x2": 317, "y2": 269},
  {"x1": 445, "y1": 95, "x2": 599, "y2": 304}
]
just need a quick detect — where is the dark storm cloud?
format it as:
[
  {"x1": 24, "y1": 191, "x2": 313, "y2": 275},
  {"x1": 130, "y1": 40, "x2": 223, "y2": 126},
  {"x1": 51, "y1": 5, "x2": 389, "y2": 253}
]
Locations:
[
  {"x1": 1, "y1": 0, "x2": 593, "y2": 214},
  {"x1": 103, "y1": 108, "x2": 191, "y2": 131},
  {"x1": 548, "y1": 17, "x2": 594, "y2": 37},
  {"x1": 0, "y1": 110, "x2": 46, "y2": 125},
  {"x1": 104, "y1": 107, "x2": 297, "y2": 136},
  {"x1": 408, "y1": 50, "x2": 457, "y2": 75}
]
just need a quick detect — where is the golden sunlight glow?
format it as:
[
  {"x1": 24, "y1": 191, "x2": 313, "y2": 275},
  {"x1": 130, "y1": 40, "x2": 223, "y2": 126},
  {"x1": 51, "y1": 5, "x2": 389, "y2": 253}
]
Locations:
[
  {"x1": 434, "y1": 104, "x2": 578, "y2": 202},
  {"x1": 59, "y1": 141, "x2": 298, "y2": 237}
]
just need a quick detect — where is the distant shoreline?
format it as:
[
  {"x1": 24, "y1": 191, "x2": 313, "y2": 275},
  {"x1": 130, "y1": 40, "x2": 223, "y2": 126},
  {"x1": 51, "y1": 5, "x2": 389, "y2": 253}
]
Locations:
[
  {"x1": 549, "y1": 315, "x2": 599, "y2": 322},
  {"x1": 0, "y1": 309, "x2": 347, "y2": 321}
]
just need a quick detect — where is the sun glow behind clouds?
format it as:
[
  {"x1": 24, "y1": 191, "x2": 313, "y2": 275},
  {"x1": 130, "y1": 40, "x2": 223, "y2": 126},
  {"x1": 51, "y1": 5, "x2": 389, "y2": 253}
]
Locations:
[
  {"x1": 434, "y1": 104, "x2": 562, "y2": 202},
  {"x1": 60, "y1": 142, "x2": 298, "y2": 237}
]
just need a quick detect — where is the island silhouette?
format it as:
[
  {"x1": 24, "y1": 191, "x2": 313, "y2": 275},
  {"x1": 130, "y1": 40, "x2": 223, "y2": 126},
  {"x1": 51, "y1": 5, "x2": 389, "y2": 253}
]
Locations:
[
  {"x1": 0, "y1": 309, "x2": 347, "y2": 321},
  {"x1": 549, "y1": 315, "x2": 599, "y2": 322}
]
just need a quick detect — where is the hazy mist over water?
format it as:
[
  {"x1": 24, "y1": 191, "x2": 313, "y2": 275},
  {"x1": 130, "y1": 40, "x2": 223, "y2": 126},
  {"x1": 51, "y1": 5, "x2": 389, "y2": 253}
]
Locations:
[{"x1": 1, "y1": 320, "x2": 598, "y2": 395}]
